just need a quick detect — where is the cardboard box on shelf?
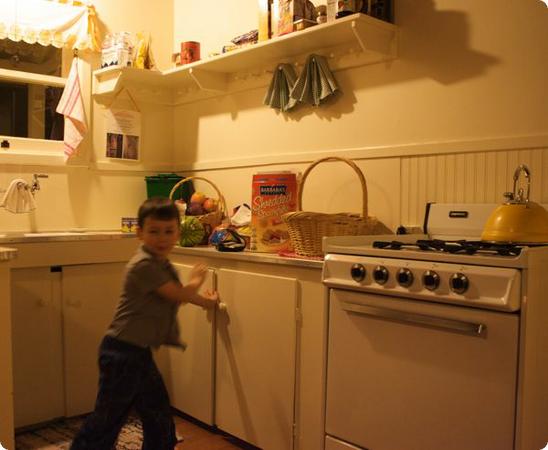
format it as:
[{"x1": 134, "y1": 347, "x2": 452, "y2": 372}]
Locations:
[
  {"x1": 274, "y1": 0, "x2": 317, "y2": 36},
  {"x1": 258, "y1": 0, "x2": 272, "y2": 41}
]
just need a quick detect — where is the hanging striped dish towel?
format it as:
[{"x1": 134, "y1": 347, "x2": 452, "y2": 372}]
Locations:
[{"x1": 56, "y1": 56, "x2": 88, "y2": 160}]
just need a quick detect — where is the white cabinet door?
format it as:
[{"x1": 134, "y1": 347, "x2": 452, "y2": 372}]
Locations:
[
  {"x1": 62, "y1": 263, "x2": 126, "y2": 417},
  {"x1": 216, "y1": 269, "x2": 298, "y2": 450},
  {"x1": 11, "y1": 267, "x2": 65, "y2": 428},
  {"x1": 159, "y1": 264, "x2": 215, "y2": 425}
]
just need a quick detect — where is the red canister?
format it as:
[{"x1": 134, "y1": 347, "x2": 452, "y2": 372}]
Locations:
[{"x1": 180, "y1": 41, "x2": 200, "y2": 65}]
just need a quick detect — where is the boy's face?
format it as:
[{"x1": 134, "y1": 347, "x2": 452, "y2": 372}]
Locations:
[{"x1": 137, "y1": 217, "x2": 180, "y2": 259}]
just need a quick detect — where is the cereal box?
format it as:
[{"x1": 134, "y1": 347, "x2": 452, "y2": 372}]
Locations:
[{"x1": 251, "y1": 171, "x2": 298, "y2": 252}]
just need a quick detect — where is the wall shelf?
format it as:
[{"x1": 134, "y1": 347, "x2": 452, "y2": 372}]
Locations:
[
  {"x1": 93, "y1": 13, "x2": 397, "y2": 106},
  {"x1": 0, "y1": 68, "x2": 66, "y2": 87}
]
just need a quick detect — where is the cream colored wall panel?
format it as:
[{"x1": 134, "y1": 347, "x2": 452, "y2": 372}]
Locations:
[
  {"x1": 475, "y1": 152, "x2": 486, "y2": 203},
  {"x1": 444, "y1": 154, "x2": 456, "y2": 203},
  {"x1": 93, "y1": 0, "x2": 173, "y2": 70},
  {"x1": 0, "y1": 168, "x2": 149, "y2": 232},
  {"x1": 0, "y1": 0, "x2": 175, "y2": 233},
  {"x1": 92, "y1": 101, "x2": 174, "y2": 169},
  {"x1": 400, "y1": 148, "x2": 548, "y2": 226},
  {"x1": 173, "y1": 0, "x2": 548, "y2": 168},
  {"x1": 400, "y1": 157, "x2": 410, "y2": 225},
  {"x1": 189, "y1": 157, "x2": 400, "y2": 231},
  {"x1": 173, "y1": 0, "x2": 323, "y2": 58},
  {"x1": 173, "y1": 0, "x2": 258, "y2": 59}
]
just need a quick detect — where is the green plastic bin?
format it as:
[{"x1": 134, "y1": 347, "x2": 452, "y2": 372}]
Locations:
[{"x1": 145, "y1": 173, "x2": 194, "y2": 203}]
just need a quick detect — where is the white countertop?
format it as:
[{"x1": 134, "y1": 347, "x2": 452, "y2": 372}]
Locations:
[
  {"x1": 0, "y1": 231, "x2": 323, "y2": 268},
  {"x1": 0, "y1": 231, "x2": 136, "y2": 244},
  {"x1": 172, "y1": 245, "x2": 324, "y2": 269}
]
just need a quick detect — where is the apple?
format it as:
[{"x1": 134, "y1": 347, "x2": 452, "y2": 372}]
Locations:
[
  {"x1": 187, "y1": 202, "x2": 204, "y2": 216},
  {"x1": 203, "y1": 198, "x2": 218, "y2": 212},
  {"x1": 190, "y1": 191, "x2": 206, "y2": 204}
]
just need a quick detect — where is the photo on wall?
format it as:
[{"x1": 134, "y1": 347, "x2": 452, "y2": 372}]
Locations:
[{"x1": 104, "y1": 109, "x2": 141, "y2": 161}]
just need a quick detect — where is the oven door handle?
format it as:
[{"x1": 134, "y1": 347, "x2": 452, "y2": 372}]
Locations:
[{"x1": 342, "y1": 302, "x2": 486, "y2": 336}]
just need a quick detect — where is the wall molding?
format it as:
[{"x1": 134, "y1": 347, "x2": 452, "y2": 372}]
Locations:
[
  {"x1": 172, "y1": 133, "x2": 548, "y2": 172},
  {"x1": 92, "y1": 161, "x2": 176, "y2": 173}
]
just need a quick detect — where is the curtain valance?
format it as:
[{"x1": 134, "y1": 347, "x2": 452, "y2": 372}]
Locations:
[{"x1": 0, "y1": 0, "x2": 100, "y2": 51}]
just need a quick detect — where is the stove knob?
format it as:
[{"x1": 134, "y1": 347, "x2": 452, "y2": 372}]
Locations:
[
  {"x1": 373, "y1": 266, "x2": 389, "y2": 285},
  {"x1": 350, "y1": 264, "x2": 366, "y2": 282},
  {"x1": 423, "y1": 270, "x2": 440, "y2": 291},
  {"x1": 397, "y1": 268, "x2": 414, "y2": 287},
  {"x1": 450, "y1": 273, "x2": 469, "y2": 294}
]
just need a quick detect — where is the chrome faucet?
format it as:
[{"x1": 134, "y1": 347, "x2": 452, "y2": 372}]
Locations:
[{"x1": 31, "y1": 174, "x2": 48, "y2": 195}]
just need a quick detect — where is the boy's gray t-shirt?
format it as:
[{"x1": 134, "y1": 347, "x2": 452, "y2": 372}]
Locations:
[{"x1": 106, "y1": 245, "x2": 185, "y2": 349}]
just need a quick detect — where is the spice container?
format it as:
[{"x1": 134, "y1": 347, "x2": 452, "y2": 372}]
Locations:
[
  {"x1": 180, "y1": 41, "x2": 200, "y2": 65},
  {"x1": 336, "y1": 0, "x2": 361, "y2": 18},
  {"x1": 294, "y1": 18, "x2": 317, "y2": 30},
  {"x1": 316, "y1": 5, "x2": 327, "y2": 23}
]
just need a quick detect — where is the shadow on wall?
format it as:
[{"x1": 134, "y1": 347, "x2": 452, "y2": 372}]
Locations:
[
  {"x1": 397, "y1": 0, "x2": 499, "y2": 85},
  {"x1": 189, "y1": 0, "x2": 501, "y2": 120},
  {"x1": 282, "y1": 0, "x2": 503, "y2": 120}
]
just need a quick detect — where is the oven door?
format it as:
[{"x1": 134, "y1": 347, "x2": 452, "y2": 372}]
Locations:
[{"x1": 326, "y1": 289, "x2": 519, "y2": 450}]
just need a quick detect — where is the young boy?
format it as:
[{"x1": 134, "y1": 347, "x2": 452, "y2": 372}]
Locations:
[{"x1": 70, "y1": 197, "x2": 219, "y2": 450}]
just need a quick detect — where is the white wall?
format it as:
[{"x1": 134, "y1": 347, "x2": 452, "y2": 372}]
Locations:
[
  {"x1": 0, "y1": 0, "x2": 175, "y2": 232},
  {"x1": 173, "y1": 0, "x2": 323, "y2": 57},
  {"x1": 171, "y1": 0, "x2": 548, "y2": 228},
  {"x1": 1, "y1": 0, "x2": 547, "y2": 233}
]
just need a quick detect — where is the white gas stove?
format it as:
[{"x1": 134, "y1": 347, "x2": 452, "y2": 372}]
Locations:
[{"x1": 321, "y1": 203, "x2": 548, "y2": 450}]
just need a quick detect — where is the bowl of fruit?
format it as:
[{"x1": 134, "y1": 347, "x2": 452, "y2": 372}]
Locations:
[{"x1": 169, "y1": 176, "x2": 227, "y2": 246}]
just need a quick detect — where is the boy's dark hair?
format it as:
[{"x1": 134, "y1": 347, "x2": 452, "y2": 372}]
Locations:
[{"x1": 138, "y1": 197, "x2": 180, "y2": 228}]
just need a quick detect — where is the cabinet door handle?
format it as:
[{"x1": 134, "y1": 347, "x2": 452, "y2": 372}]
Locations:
[
  {"x1": 218, "y1": 302, "x2": 228, "y2": 312},
  {"x1": 342, "y1": 301, "x2": 486, "y2": 336},
  {"x1": 66, "y1": 298, "x2": 82, "y2": 307}
]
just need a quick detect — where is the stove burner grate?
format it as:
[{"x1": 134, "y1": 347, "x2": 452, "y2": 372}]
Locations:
[{"x1": 372, "y1": 239, "x2": 526, "y2": 256}]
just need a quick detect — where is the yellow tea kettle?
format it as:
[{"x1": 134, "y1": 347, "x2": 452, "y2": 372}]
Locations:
[{"x1": 481, "y1": 165, "x2": 548, "y2": 243}]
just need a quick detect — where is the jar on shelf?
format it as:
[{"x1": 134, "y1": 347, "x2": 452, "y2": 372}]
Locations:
[
  {"x1": 336, "y1": 0, "x2": 361, "y2": 18},
  {"x1": 316, "y1": 4, "x2": 327, "y2": 23}
]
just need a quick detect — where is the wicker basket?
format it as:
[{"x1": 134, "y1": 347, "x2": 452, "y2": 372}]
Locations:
[
  {"x1": 169, "y1": 176, "x2": 227, "y2": 232},
  {"x1": 283, "y1": 156, "x2": 392, "y2": 257}
]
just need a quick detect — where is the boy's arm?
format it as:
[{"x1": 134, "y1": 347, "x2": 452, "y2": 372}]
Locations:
[{"x1": 156, "y1": 280, "x2": 219, "y2": 309}]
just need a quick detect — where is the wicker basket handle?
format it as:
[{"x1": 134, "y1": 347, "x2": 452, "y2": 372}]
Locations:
[
  {"x1": 168, "y1": 176, "x2": 227, "y2": 214},
  {"x1": 298, "y1": 156, "x2": 368, "y2": 217}
]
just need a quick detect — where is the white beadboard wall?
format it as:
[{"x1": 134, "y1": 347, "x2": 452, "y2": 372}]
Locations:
[{"x1": 401, "y1": 148, "x2": 548, "y2": 226}]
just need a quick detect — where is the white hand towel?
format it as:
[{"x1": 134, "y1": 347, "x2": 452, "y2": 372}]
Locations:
[
  {"x1": 56, "y1": 57, "x2": 88, "y2": 160},
  {"x1": 0, "y1": 179, "x2": 37, "y2": 214}
]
